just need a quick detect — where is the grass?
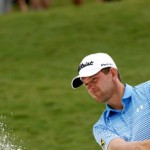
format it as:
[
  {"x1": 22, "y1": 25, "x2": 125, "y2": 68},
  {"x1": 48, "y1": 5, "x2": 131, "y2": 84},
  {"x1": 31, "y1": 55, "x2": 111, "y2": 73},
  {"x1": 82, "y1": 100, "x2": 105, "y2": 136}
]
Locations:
[{"x1": 0, "y1": 0, "x2": 150, "y2": 149}]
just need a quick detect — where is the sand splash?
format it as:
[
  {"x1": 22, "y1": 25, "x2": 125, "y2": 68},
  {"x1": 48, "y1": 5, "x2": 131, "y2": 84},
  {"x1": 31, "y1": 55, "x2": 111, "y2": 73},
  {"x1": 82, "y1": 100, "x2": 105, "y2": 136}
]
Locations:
[{"x1": 0, "y1": 115, "x2": 24, "y2": 150}]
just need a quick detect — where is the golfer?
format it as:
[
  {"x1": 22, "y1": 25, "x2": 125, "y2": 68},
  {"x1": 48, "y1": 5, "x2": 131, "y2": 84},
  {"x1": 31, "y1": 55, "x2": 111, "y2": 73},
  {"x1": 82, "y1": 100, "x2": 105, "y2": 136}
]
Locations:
[{"x1": 71, "y1": 53, "x2": 150, "y2": 150}]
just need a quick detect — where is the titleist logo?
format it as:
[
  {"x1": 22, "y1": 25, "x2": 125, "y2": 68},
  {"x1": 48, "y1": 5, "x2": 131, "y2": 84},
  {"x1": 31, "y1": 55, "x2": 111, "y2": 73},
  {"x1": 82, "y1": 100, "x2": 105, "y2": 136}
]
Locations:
[{"x1": 78, "y1": 61, "x2": 94, "y2": 72}]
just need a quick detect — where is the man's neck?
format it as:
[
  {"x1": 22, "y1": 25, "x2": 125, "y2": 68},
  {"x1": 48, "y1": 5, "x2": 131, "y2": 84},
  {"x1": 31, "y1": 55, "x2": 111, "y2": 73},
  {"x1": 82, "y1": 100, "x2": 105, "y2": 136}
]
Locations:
[{"x1": 107, "y1": 83, "x2": 125, "y2": 110}]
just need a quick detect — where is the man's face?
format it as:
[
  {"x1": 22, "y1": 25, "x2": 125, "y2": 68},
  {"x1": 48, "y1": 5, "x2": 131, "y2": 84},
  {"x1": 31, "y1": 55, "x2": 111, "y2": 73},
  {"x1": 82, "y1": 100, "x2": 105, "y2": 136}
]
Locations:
[{"x1": 82, "y1": 69, "x2": 115, "y2": 103}]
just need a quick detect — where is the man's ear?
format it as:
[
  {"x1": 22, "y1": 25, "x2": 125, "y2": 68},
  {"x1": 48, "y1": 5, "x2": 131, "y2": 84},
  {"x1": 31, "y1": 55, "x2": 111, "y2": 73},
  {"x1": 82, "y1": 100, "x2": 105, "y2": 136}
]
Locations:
[{"x1": 110, "y1": 68, "x2": 118, "y2": 78}]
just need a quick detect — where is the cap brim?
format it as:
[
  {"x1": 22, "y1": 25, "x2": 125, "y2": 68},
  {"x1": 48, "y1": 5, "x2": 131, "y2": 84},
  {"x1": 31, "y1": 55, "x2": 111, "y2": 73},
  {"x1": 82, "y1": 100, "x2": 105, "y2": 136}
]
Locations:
[{"x1": 71, "y1": 76, "x2": 83, "y2": 89}]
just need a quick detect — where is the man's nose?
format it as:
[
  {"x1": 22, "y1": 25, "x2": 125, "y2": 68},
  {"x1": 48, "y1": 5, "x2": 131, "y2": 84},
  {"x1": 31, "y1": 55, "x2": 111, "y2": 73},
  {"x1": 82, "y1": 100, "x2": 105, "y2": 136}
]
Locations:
[{"x1": 87, "y1": 83, "x2": 94, "y2": 92}]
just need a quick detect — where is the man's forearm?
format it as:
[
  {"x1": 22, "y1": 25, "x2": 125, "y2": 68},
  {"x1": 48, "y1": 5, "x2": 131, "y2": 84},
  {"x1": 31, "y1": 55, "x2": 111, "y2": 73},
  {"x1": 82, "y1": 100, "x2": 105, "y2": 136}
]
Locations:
[
  {"x1": 132, "y1": 140, "x2": 150, "y2": 150},
  {"x1": 108, "y1": 138, "x2": 150, "y2": 150}
]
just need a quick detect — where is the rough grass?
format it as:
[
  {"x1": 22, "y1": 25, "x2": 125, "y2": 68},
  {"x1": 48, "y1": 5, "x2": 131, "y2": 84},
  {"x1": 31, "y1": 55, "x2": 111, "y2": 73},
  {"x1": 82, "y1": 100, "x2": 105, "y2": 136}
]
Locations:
[{"x1": 0, "y1": 0, "x2": 150, "y2": 149}]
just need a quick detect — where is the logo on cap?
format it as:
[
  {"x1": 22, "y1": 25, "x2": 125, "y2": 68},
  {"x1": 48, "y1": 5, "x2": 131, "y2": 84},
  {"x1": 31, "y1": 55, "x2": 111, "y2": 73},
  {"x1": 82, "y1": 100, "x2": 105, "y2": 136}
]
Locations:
[
  {"x1": 101, "y1": 63, "x2": 113, "y2": 67},
  {"x1": 78, "y1": 61, "x2": 94, "y2": 72}
]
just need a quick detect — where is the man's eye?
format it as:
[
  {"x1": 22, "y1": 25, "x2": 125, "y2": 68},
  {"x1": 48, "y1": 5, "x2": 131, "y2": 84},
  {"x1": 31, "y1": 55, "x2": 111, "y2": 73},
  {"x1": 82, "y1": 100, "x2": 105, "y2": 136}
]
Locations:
[
  {"x1": 92, "y1": 78, "x2": 97, "y2": 83},
  {"x1": 84, "y1": 83, "x2": 88, "y2": 87}
]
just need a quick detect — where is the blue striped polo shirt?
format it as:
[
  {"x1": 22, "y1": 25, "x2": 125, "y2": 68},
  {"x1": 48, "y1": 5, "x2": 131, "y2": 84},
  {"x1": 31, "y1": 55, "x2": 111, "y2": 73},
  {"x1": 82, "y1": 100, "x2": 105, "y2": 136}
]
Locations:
[{"x1": 93, "y1": 81, "x2": 150, "y2": 150}]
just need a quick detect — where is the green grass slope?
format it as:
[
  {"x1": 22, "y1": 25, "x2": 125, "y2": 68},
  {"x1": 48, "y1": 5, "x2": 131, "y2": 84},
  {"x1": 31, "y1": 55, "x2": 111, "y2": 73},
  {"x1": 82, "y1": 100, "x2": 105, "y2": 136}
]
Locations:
[{"x1": 0, "y1": 0, "x2": 150, "y2": 149}]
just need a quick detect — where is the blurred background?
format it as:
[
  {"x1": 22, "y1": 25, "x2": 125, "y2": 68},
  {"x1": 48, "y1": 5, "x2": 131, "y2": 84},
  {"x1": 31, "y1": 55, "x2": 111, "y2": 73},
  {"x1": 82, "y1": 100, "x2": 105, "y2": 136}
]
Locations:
[{"x1": 0, "y1": 0, "x2": 150, "y2": 149}]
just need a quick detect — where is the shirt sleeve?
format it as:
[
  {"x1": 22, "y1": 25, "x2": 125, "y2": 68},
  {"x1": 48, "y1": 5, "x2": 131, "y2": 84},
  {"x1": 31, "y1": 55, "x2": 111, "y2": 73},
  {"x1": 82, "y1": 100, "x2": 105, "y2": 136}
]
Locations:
[
  {"x1": 93, "y1": 123, "x2": 120, "y2": 150},
  {"x1": 147, "y1": 81, "x2": 150, "y2": 102}
]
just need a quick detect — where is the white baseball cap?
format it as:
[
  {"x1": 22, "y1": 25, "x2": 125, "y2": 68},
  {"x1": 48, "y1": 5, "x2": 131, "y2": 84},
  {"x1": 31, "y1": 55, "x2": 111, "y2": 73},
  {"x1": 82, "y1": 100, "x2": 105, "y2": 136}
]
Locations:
[{"x1": 71, "y1": 53, "x2": 117, "y2": 89}]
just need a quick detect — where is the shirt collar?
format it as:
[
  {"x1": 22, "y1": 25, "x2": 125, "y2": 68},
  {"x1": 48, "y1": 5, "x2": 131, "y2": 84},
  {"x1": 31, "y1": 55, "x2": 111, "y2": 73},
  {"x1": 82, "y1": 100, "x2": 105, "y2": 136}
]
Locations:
[
  {"x1": 122, "y1": 84, "x2": 133, "y2": 100},
  {"x1": 106, "y1": 84, "x2": 133, "y2": 118}
]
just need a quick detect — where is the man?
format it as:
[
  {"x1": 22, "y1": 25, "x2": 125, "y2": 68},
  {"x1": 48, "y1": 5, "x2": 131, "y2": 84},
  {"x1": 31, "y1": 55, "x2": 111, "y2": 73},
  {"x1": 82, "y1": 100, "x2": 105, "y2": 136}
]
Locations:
[
  {"x1": 71, "y1": 53, "x2": 150, "y2": 150},
  {"x1": 0, "y1": 0, "x2": 12, "y2": 14},
  {"x1": 17, "y1": 0, "x2": 28, "y2": 12},
  {"x1": 30, "y1": 0, "x2": 50, "y2": 10},
  {"x1": 72, "y1": 0, "x2": 84, "y2": 5}
]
